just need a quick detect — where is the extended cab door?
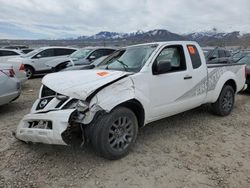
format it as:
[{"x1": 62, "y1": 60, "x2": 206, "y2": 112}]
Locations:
[{"x1": 148, "y1": 44, "x2": 207, "y2": 121}]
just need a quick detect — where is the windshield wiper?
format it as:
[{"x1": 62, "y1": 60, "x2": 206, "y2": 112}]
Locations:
[
  {"x1": 116, "y1": 59, "x2": 128, "y2": 71},
  {"x1": 106, "y1": 59, "x2": 128, "y2": 71}
]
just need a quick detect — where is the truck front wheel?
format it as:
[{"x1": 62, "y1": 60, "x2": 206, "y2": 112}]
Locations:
[
  {"x1": 90, "y1": 107, "x2": 138, "y2": 160},
  {"x1": 211, "y1": 85, "x2": 235, "y2": 116}
]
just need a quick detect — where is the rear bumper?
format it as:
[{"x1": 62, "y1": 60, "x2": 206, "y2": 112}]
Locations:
[{"x1": 16, "y1": 109, "x2": 75, "y2": 145}]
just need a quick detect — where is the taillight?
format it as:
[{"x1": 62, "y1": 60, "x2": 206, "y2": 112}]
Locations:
[
  {"x1": 0, "y1": 69, "x2": 15, "y2": 77},
  {"x1": 19, "y1": 64, "x2": 25, "y2": 71}
]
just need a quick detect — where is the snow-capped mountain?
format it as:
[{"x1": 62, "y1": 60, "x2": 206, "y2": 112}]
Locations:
[
  {"x1": 76, "y1": 29, "x2": 248, "y2": 46},
  {"x1": 77, "y1": 29, "x2": 185, "y2": 42},
  {"x1": 185, "y1": 31, "x2": 241, "y2": 45},
  {"x1": 87, "y1": 31, "x2": 127, "y2": 40}
]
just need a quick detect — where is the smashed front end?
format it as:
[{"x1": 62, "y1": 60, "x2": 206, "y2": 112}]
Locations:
[
  {"x1": 16, "y1": 85, "x2": 90, "y2": 146},
  {"x1": 16, "y1": 69, "x2": 136, "y2": 147}
]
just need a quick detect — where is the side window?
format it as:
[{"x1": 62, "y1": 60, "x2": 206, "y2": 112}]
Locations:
[
  {"x1": 212, "y1": 50, "x2": 219, "y2": 58},
  {"x1": 218, "y1": 50, "x2": 226, "y2": 57},
  {"x1": 1, "y1": 50, "x2": 19, "y2": 56},
  {"x1": 225, "y1": 50, "x2": 231, "y2": 57},
  {"x1": 54, "y1": 48, "x2": 76, "y2": 56},
  {"x1": 187, "y1": 45, "x2": 202, "y2": 69},
  {"x1": 34, "y1": 49, "x2": 54, "y2": 58},
  {"x1": 90, "y1": 49, "x2": 106, "y2": 59},
  {"x1": 0, "y1": 50, "x2": 2, "y2": 56},
  {"x1": 102, "y1": 49, "x2": 115, "y2": 56},
  {"x1": 154, "y1": 45, "x2": 186, "y2": 73}
]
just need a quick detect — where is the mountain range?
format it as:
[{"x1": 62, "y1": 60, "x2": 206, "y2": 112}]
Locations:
[{"x1": 77, "y1": 29, "x2": 250, "y2": 46}]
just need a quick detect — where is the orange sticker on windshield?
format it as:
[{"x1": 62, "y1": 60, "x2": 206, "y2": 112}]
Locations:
[
  {"x1": 97, "y1": 71, "x2": 109, "y2": 76},
  {"x1": 188, "y1": 45, "x2": 196, "y2": 55}
]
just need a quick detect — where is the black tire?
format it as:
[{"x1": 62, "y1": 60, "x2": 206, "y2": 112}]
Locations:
[
  {"x1": 25, "y1": 66, "x2": 34, "y2": 79},
  {"x1": 90, "y1": 107, "x2": 138, "y2": 160},
  {"x1": 211, "y1": 85, "x2": 235, "y2": 116}
]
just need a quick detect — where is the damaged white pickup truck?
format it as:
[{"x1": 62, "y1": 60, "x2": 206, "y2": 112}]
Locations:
[{"x1": 16, "y1": 41, "x2": 247, "y2": 160}]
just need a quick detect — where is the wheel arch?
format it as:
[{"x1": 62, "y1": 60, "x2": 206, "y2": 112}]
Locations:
[
  {"x1": 24, "y1": 64, "x2": 35, "y2": 71},
  {"x1": 210, "y1": 71, "x2": 237, "y2": 103},
  {"x1": 224, "y1": 79, "x2": 237, "y2": 93},
  {"x1": 113, "y1": 99, "x2": 145, "y2": 128}
]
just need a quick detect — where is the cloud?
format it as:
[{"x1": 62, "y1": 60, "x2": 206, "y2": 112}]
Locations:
[{"x1": 0, "y1": 0, "x2": 249, "y2": 39}]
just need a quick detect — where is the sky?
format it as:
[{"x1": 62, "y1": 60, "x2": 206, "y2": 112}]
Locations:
[{"x1": 0, "y1": 0, "x2": 249, "y2": 39}]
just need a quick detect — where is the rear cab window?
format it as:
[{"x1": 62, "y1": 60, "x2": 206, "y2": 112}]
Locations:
[{"x1": 187, "y1": 45, "x2": 202, "y2": 69}]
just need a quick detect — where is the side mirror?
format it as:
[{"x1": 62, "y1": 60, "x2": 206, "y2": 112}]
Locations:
[
  {"x1": 154, "y1": 61, "x2": 172, "y2": 75},
  {"x1": 36, "y1": 54, "x2": 42, "y2": 59},
  {"x1": 89, "y1": 55, "x2": 96, "y2": 61}
]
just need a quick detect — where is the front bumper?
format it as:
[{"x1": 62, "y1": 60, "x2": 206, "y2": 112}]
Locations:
[{"x1": 16, "y1": 109, "x2": 75, "y2": 145}]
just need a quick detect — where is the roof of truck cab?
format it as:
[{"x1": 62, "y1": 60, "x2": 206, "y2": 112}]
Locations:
[{"x1": 127, "y1": 41, "x2": 199, "y2": 48}]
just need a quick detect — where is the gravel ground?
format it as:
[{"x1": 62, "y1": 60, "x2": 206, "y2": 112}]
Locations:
[{"x1": 0, "y1": 78, "x2": 249, "y2": 188}]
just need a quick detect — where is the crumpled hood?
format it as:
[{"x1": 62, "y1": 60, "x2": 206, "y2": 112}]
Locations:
[{"x1": 42, "y1": 69, "x2": 131, "y2": 100}]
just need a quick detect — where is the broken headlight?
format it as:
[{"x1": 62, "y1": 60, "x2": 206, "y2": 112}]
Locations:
[{"x1": 76, "y1": 100, "x2": 89, "y2": 112}]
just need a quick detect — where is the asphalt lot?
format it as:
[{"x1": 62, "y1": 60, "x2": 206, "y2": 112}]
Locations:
[{"x1": 0, "y1": 78, "x2": 249, "y2": 188}]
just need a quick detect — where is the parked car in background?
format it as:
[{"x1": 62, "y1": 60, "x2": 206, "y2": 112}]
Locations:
[
  {"x1": 45, "y1": 47, "x2": 116, "y2": 72},
  {"x1": 16, "y1": 41, "x2": 247, "y2": 160},
  {"x1": 3, "y1": 45, "x2": 29, "y2": 50},
  {"x1": 21, "y1": 49, "x2": 34, "y2": 54},
  {"x1": 7, "y1": 47, "x2": 77, "y2": 78},
  {"x1": 231, "y1": 50, "x2": 250, "y2": 62},
  {"x1": 237, "y1": 54, "x2": 250, "y2": 90},
  {"x1": 61, "y1": 55, "x2": 109, "y2": 72},
  {"x1": 203, "y1": 47, "x2": 232, "y2": 64},
  {"x1": 0, "y1": 49, "x2": 27, "y2": 83},
  {"x1": 61, "y1": 49, "x2": 125, "y2": 72},
  {"x1": 0, "y1": 64, "x2": 21, "y2": 106},
  {"x1": 0, "y1": 49, "x2": 23, "y2": 63}
]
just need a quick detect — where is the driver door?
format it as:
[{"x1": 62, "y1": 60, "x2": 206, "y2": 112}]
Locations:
[{"x1": 147, "y1": 45, "x2": 201, "y2": 121}]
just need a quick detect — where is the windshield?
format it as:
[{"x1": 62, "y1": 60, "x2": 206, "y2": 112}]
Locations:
[
  {"x1": 21, "y1": 48, "x2": 41, "y2": 58},
  {"x1": 103, "y1": 44, "x2": 157, "y2": 73},
  {"x1": 92, "y1": 56, "x2": 108, "y2": 66},
  {"x1": 70, "y1": 48, "x2": 93, "y2": 59}
]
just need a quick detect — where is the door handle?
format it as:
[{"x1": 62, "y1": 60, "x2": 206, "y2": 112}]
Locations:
[{"x1": 184, "y1": 76, "x2": 192, "y2": 80}]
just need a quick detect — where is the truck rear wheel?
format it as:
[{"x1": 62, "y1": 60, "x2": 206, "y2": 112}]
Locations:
[
  {"x1": 90, "y1": 107, "x2": 138, "y2": 160},
  {"x1": 211, "y1": 85, "x2": 235, "y2": 116}
]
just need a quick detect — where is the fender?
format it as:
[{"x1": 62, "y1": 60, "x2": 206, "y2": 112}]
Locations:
[
  {"x1": 209, "y1": 69, "x2": 237, "y2": 103},
  {"x1": 82, "y1": 77, "x2": 148, "y2": 125}
]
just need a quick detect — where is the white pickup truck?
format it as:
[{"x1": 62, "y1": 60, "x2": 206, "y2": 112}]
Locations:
[{"x1": 16, "y1": 41, "x2": 247, "y2": 160}]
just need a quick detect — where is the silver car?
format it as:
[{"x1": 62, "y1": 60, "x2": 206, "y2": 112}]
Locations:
[{"x1": 0, "y1": 64, "x2": 21, "y2": 106}]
